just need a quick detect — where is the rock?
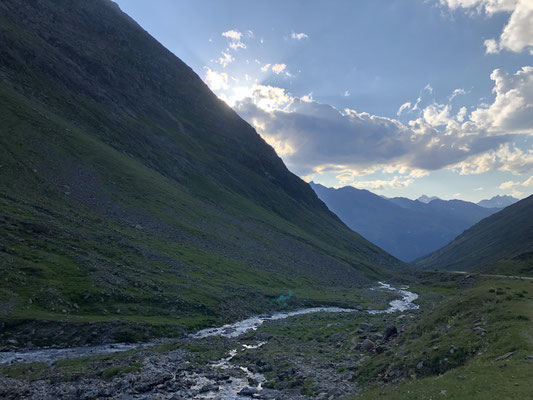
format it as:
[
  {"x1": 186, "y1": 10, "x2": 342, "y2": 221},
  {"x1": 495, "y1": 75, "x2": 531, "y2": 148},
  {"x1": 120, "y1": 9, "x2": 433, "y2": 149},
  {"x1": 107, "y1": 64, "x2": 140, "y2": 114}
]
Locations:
[
  {"x1": 473, "y1": 327, "x2": 486, "y2": 335},
  {"x1": 199, "y1": 384, "x2": 218, "y2": 393},
  {"x1": 359, "y1": 322, "x2": 375, "y2": 331},
  {"x1": 238, "y1": 387, "x2": 258, "y2": 397},
  {"x1": 416, "y1": 361, "x2": 424, "y2": 370},
  {"x1": 360, "y1": 339, "x2": 375, "y2": 352},
  {"x1": 6, "y1": 339, "x2": 18, "y2": 345},
  {"x1": 375, "y1": 345, "x2": 386, "y2": 354},
  {"x1": 494, "y1": 351, "x2": 514, "y2": 361},
  {"x1": 527, "y1": 355, "x2": 533, "y2": 360},
  {"x1": 383, "y1": 325, "x2": 398, "y2": 339}
]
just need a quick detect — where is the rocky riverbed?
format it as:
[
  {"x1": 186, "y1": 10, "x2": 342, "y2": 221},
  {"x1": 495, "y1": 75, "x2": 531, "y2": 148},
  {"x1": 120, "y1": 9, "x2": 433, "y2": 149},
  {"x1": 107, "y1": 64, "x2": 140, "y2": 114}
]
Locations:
[{"x1": 0, "y1": 283, "x2": 419, "y2": 399}]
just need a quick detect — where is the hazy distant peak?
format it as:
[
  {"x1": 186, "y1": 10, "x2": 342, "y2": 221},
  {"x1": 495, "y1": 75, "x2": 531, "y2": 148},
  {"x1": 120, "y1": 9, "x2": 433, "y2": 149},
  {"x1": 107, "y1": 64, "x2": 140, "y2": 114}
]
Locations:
[
  {"x1": 477, "y1": 195, "x2": 518, "y2": 209},
  {"x1": 417, "y1": 195, "x2": 440, "y2": 204}
]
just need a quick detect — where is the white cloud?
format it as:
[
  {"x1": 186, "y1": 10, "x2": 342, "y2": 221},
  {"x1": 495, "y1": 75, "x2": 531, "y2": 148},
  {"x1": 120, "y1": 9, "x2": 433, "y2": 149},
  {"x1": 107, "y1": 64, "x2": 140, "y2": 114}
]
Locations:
[
  {"x1": 222, "y1": 29, "x2": 246, "y2": 50},
  {"x1": 449, "y1": 88, "x2": 467, "y2": 101},
  {"x1": 397, "y1": 102, "x2": 412, "y2": 116},
  {"x1": 218, "y1": 52, "x2": 234, "y2": 67},
  {"x1": 439, "y1": 0, "x2": 533, "y2": 54},
  {"x1": 333, "y1": 172, "x2": 415, "y2": 190},
  {"x1": 272, "y1": 64, "x2": 287, "y2": 74},
  {"x1": 344, "y1": 90, "x2": 351, "y2": 97},
  {"x1": 421, "y1": 104, "x2": 452, "y2": 127},
  {"x1": 261, "y1": 63, "x2": 271, "y2": 72},
  {"x1": 291, "y1": 32, "x2": 309, "y2": 40},
  {"x1": 205, "y1": 65, "x2": 531, "y2": 185},
  {"x1": 452, "y1": 144, "x2": 533, "y2": 175},
  {"x1": 469, "y1": 66, "x2": 533, "y2": 133},
  {"x1": 499, "y1": 180, "x2": 520, "y2": 189},
  {"x1": 523, "y1": 176, "x2": 533, "y2": 186},
  {"x1": 234, "y1": 87, "x2": 512, "y2": 178},
  {"x1": 499, "y1": 175, "x2": 533, "y2": 195},
  {"x1": 222, "y1": 30, "x2": 242, "y2": 41},
  {"x1": 204, "y1": 68, "x2": 228, "y2": 91}
]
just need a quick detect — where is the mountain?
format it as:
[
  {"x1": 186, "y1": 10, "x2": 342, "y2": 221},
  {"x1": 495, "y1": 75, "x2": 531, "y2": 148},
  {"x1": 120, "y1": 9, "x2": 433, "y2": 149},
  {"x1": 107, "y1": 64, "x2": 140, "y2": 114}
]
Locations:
[
  {"x1": 417, "y1": 195, "x2": 533, "y2": 274},
  {"x1": 477, "y1": 195, "x2": 518, "y2": 208},
  {"x1": 310, "y1": 183, "x2": 499, "y2": 262},
  {"x1": 0, "y1": 0, "x2": 402, "y2": 346},
  {"x1": 417, "y1": 195, "x2": 439, "y2": 204}
]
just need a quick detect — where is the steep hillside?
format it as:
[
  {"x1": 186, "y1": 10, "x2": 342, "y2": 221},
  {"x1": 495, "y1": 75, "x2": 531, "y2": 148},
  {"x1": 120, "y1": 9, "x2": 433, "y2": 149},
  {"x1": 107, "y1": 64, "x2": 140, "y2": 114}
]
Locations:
[
  {"x1": 0, "y1": 0, "x2": 402, "y2": 345},
  {"x1": 417, "y1": 195, "x2": 533, "y2": 274},
  {"x1": 310, "y1": 183, "x2": 498, "y2": 261}
]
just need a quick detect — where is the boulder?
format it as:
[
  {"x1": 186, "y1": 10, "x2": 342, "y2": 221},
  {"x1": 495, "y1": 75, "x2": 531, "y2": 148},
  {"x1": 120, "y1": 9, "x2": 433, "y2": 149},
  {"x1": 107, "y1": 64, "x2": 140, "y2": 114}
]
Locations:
[
  {"x1": 383, "y1": 325, "x2": 398, "y2": 339},
  {"x1": 360, "y1": 339, "x2": 375, "y2": 352}
]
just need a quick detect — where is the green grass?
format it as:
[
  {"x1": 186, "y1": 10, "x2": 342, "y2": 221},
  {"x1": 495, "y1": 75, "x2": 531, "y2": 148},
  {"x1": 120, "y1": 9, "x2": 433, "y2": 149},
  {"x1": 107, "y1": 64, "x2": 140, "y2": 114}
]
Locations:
[
  {"x1": 353, "y1": 278, "x2": 533, "y2": 399},
  {"x1": 0, "y1": 0, "x2": 403, "y2": 347}
]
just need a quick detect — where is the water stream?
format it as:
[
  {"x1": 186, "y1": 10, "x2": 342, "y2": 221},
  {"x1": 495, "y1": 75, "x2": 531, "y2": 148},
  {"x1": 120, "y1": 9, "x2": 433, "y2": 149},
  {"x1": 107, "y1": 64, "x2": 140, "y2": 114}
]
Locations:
[{"x1": 0, "y1": 282, "x2": 418, "y2": 368}]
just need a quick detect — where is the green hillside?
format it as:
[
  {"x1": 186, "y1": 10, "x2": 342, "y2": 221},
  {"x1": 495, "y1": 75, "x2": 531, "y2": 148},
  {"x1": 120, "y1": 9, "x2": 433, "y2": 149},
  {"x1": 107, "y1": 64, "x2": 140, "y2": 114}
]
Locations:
[
  {"x1": 417, "y1": 195, "x2": 533, "y2": 275},
  {"x1": 0, "y1": 0, "x2": 402, "y2": 346}
]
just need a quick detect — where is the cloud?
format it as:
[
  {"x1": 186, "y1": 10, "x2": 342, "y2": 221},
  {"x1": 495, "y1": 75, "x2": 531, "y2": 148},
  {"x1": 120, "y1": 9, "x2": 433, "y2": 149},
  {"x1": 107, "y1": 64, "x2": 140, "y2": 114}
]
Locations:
[
  {"x1": 524, "y1": 176, "x2": 533, "y2": 186},
  {"x1": 499, "y1": 175, "x2": 533, "y2": 192},
  {"x1": 469, "y1": 66, "x2": 533, "y2": 133},
  {"x1": 204, "y1": 65, "x2": 531, "y2": 183},
  {"x1": 272, "y1": 64, "x2": 287, "y2": 74},
  {"x1": 234, "y1": 85, "x2": 512, "y2": 177},
  {"x1": 222, "y1": 30, "x2": 242, "y2": 41},
  {"x1": 204, "y1": 68, "x2": 228, "y2": 91},
  {"x1": 218, "y1": 52, "x2": 234, "y2": 67},
  {"x1": 261, "y1": 63, "x2": 271, "y2": 72},
  {"x1": 397, "y1": 102, "x2": 412, "y2": 116},
  {"x1": 452, "y1": 144, "x2": 533, "y2": 175},
  {"x1": 344, "y1": 90, "x2": 351, "y2": 97},
  {"x1": 449, "y1": 88, "x2": 467, "y2": 101},
  {"x1": 291, "y1": 32, "x2": 309, "y2": 40},
  {"x1": 222, "y1": 29, "x2": 246, "y2": 50},
  {"x1": 349, "y1": 176, "x2": 415, "y2": 190},
  {"x1": 439, "y1": 0, "x2": 533, "y2": 54},
  {"x1": 499, "y1": 180, "x2": 520, "y2": 189}
]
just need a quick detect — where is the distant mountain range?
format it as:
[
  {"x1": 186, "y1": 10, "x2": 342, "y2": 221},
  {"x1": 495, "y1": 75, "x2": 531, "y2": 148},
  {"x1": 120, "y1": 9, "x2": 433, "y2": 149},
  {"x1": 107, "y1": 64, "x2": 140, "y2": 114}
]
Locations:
[
  {"x1": 477, "y1": 195, "x2": 518, "y2": 208},
  {"x1": 310, "y1": 183, "x2": 503, "y2": 262},
  {"x1": 417, "y1": 195, "x2": 533, "y2": 274}
]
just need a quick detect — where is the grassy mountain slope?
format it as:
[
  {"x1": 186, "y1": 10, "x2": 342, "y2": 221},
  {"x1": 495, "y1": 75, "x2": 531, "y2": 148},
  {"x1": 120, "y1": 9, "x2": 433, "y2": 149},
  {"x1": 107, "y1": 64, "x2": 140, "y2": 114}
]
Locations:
[
  {"x1": 310, "y1": 183, "x2": 497, "y2": 261},
  {"x1": 417, "y1": 195, "x2": 533, "y2": 274},
  {"x1": 0, "y1": 0, "x2": 404, "y2": 346},
  {"x1": 355, "y1": 274, "x2": 533, "y2": 399}
]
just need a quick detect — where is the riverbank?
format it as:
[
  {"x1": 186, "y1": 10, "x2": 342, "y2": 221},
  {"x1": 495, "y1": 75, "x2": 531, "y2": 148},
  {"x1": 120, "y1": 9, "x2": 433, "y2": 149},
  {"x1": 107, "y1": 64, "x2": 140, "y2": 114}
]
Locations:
[{"x1": 0, "y1": 283, "x2": 419, "y2": 399}]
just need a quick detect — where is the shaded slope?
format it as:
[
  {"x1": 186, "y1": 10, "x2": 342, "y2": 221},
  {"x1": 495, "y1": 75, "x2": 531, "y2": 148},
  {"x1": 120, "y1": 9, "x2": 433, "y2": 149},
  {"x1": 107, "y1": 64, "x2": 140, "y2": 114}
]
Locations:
[
  {"x1": 311, "y1": 183, "x2": 497, "y2": 261},
  {"x1": 417, "y1": 195, "x2": 533, "y2": 273},
  {"x1": 0, "y1": 0, "x2": 402, "y2": 345}
]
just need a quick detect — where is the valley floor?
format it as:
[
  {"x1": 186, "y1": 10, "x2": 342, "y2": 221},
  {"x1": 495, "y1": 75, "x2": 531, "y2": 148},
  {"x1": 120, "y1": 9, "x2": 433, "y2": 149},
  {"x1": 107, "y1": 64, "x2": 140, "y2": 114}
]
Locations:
[{"x1": 1, "y1": 274, "x2": 532, "y2": 399}]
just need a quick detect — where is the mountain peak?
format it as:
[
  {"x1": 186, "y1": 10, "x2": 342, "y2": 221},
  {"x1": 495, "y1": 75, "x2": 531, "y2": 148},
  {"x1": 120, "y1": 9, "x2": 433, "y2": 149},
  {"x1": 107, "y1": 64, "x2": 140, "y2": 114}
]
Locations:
[
  {"x1": 417, "y1": 195, "x2": 440, "y2": 203},
  {"x1": 477, "y1": 195, "x2": 518, "y2": 209}
]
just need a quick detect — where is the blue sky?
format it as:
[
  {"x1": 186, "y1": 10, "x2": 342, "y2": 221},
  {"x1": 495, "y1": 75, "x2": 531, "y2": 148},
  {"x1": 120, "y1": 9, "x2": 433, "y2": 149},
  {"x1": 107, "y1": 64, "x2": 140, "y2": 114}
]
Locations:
[{"x1": 115, "y1": 0, "x2": 533, "y2": 202}]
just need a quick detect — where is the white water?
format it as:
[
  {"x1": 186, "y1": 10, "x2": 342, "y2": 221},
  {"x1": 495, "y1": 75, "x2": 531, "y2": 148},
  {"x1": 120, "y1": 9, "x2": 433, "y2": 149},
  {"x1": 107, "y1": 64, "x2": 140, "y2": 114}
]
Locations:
[{"x1": 0, "y1": 282, "x2": 418, "y2": 366}]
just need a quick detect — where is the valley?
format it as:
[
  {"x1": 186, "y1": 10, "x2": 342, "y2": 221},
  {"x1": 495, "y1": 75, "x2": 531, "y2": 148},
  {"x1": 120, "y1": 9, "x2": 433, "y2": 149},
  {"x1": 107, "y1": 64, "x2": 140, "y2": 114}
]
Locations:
[{"x1": 1, "y1": 0, "x2": 532, "y2": 399}]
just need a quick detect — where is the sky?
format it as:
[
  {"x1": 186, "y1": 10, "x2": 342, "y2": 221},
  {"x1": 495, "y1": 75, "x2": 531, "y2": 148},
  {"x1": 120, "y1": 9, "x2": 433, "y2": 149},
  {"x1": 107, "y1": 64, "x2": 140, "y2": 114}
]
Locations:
[{"x1": 114, "y1": 0, "x2": 533, "y2": 202}]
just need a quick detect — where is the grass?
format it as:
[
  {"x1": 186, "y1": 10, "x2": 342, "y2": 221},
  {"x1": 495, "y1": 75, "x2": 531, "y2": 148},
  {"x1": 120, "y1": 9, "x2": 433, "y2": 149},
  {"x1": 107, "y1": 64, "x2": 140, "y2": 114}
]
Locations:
[{"x1": 353, "y1": 277, "x2": 533, "y2": 399}]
